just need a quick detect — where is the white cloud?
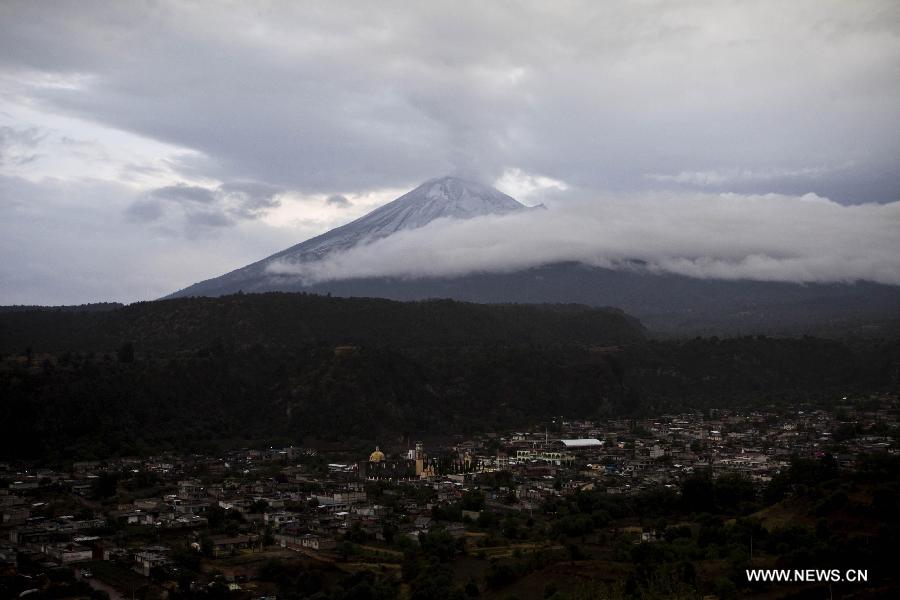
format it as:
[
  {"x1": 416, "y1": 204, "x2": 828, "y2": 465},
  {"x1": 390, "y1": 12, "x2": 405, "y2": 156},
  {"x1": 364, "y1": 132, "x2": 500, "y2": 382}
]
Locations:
[
  {"x1": 0, "y1": 99, "x2": 208, "y2": 189},
  {"x1": 645, "y1": 165, "x2": 849, "y2": 186},
  {"x1": 268, "y1": 190, "x2": 900, "y2": 286},
  {"x1": 494, "y1": 168, "x2": 567, "y2": 204}
]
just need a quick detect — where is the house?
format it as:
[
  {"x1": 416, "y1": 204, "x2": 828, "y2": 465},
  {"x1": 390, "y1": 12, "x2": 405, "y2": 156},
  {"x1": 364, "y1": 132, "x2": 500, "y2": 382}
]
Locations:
[
  {"x1": 9, "y1": 480, "x2": 40, "y2": 491},
  {"x1": 134, "y1": 549, "x2": 170, "y2": 576},
  {"x1": 209, "y1": 534, "x2": 259, "y2": 558},
  {"x1": 102, "y1": 546, "x2": 131, "y2": 562},
  {"x1": 175, "y1": 502, "x2": 208, "y2": 516},
  {"x1": 178, "y1": 480, "x2": 204, "y2": 499},
  {"x1": 264, "y1": 511, "x2": 296, "y2": 527},
  {"x1": 43, "y1": 543, "x2": 93, "y2": 564},
  {"x1": 300, "y1": 533, "x2": 336, "y2": 551},
  {"x1": 1, "y1": 506, "x2": 30, "y2": 525},
  {"x1": 640, "y1": 530, "x2": 659, "y2": 543},
  {"x1": 118, "y1": 510, "x2": 156, "y2": 525}
]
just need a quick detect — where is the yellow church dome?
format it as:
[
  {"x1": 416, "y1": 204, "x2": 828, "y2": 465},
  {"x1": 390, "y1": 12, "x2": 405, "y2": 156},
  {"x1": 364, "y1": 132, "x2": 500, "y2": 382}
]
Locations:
[{"x1": 369, "y1": 446, "x2": 385, "y2": 462}]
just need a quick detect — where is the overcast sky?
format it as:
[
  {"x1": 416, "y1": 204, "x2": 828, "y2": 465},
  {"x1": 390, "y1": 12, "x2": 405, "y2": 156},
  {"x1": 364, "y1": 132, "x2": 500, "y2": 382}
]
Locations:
[{"x1": 1, "y1": 1, "x2": 899, "y2": 304}]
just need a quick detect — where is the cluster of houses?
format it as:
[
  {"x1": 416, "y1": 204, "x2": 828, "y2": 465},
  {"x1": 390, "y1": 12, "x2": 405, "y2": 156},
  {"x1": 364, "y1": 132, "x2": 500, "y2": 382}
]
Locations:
[{"x1": 1, "y1": 393, "x2": 895, "y2": 593}]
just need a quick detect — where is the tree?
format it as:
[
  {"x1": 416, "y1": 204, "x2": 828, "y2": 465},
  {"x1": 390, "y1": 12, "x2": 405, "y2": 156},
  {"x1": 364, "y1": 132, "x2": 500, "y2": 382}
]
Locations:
[
  {"x1": 382, "y1": 523, "x2": 398, "y2": 544},
  {"x1": 418, "y1": 528, "x2": 458, "y2": 562},
  {"x1": 713, "y1": 473, "x2": 757, "y2": 512},
  {"x1": 117, "y1": 342, "x2": 135, "y2": 363},
  {"x1": 461, "y1": 490, "x2": 485, "y2": 511},
  {"x1": 171, "y1": 545, "x2": 201, "y2": 572},
  {"x1": 206, "y1": 505, "x2": 227, "y2": 529},
  {"x1": 257, "y1": 559, "x2": 286, "y2": 582},
  {"x1": 200, "y1": 536, "x2": 213, "y2": 557},
  {"x1": 680, "y1": 471, "x2": 714, "y2": 513},
  {"x1": 91, "y1": 472, "x2": 120, "y2": 499},
  {"x1": 465, "y1": 578, "x2": 480, "y2": 597}
]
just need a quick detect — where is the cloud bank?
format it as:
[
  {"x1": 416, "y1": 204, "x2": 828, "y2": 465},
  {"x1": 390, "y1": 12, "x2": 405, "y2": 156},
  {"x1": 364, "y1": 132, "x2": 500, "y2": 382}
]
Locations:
[
  {"x1": 2, "y1": 1, "x2": 900, "y2": 200},
  {"x1": 268, "y1": 191, "x2": 900, "y2": 286}
]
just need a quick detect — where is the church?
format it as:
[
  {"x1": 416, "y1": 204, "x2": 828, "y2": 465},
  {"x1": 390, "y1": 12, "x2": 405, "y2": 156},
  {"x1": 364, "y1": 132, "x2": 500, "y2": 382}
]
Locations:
[{"x1": 358, "y1": 441, "x2": 435, "y2": 481}]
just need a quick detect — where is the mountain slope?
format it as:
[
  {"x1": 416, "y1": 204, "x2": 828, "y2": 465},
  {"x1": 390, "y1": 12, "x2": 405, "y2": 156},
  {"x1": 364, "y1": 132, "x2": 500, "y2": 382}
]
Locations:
[
  {"x1": 296, "y1": 263, "x2": 900, "y2": 336},
  {"x1": 169, "y1": 176, "x2": 535, "y2": 298}
]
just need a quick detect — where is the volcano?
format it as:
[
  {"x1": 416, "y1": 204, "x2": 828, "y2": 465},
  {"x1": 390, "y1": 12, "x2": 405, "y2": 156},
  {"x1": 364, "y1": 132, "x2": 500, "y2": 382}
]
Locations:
[
  {"x1": 167, "y1": 176, "x2": 900, "y2": 336},
  {"x1": 167, "y1": 176, "x2": 539, "y2": 298}
]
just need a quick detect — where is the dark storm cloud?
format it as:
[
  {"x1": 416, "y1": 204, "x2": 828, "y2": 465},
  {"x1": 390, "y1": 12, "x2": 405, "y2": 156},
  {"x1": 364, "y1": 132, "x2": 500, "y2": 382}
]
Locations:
[
  {"x1": 151, "y1": 184, "x2": 217, "y2": 205},
  {"x1": 185, "y1": 210, "x2": 233, "y2": 229},
  {"x1": 125, "y1": 182, "x2": 282, "y2": 235},
  {"x1": 2, "y1": 0, "x2": 898, "y2": 200},
  {"x1": 326, "y1": 194, "x2": 352, "y2": 208},
  {"x1": 124, "y1": 198, "x2": 165, "y2": 223},
  {"x1": 220, "y1": 181, "x2": 283, "y2": 218}
]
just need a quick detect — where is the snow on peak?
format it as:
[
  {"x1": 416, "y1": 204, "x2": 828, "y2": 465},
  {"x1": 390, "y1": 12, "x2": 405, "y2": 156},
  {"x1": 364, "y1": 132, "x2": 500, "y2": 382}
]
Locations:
[
  {"x1": 268, "y1": 176, "x2": 532, "y2": 263},
  {"x1": 375, "y1": 175, "x2": 528, "y2": 226}
]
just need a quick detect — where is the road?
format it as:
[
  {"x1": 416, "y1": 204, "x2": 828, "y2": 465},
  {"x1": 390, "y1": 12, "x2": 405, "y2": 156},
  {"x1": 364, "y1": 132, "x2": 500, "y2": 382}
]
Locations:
[{"x1": 75, "y1": 568, "x2": 126, "y2": 600}]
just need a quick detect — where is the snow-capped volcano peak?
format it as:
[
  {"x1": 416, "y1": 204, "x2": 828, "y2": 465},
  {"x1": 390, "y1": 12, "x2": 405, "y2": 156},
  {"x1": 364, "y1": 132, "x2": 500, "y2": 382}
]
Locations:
[
  {"x1": 166, "y1": 175, "x2": 535, "y2": 297},
  {"x1": 307, "y1": 175, "x2": 532, "y2": 254},
  {"x1": 415, "y1": 175, "x2": 525, "y2": 214},
  {"x1": 280, "y1": 175, "x2": 533, "y2": 258},
  {"x1": 356, "y1": 175, "x2": 528, "y2": 235}
]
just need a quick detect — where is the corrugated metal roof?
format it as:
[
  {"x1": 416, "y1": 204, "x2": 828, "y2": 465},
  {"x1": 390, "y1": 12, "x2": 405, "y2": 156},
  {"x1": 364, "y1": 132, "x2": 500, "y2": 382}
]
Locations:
[{"x1": 558, "y1": 438, "x2": 603, "y2": 448}]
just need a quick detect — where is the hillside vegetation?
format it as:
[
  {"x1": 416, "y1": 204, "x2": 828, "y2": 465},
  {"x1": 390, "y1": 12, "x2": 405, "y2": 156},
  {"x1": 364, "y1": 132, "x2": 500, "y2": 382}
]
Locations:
[
  {"x1": 1, "y1": 293, "x2": 897, "y2": 462},
  {"x1": 0, "y1": 293, "x2": 645, "y2": 352}
]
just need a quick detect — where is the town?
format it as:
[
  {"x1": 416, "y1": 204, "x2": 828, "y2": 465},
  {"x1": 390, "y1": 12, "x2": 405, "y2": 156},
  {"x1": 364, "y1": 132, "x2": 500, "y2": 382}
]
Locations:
[{"x1": 2, "y1": 394, "x2": 897, "y2": 600}]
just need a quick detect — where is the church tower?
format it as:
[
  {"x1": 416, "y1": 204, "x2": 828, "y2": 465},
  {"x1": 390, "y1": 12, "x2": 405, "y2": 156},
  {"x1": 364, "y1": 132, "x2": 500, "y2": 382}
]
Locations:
[{"x1": 414, "y1": 441, "x2": 425, "y2": 476}]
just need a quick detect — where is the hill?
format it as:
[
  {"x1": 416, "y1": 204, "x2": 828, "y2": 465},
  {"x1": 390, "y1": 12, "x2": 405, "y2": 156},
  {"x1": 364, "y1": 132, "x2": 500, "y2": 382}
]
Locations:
[
  {"x1": 1, "y1": 294, "x2": 897, "y2": 462},
  {"x1": 295, "y1": 263, "x2": 900, "y2": 337},
  {"x1": 0, "y1": 293, "x2": 645, "y2": 354}
]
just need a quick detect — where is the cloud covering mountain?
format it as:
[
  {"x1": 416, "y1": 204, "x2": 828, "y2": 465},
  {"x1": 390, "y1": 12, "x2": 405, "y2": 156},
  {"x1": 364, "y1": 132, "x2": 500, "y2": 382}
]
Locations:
[{"x1": 269, "y1": 189, "x2": 900, "y2": 287}]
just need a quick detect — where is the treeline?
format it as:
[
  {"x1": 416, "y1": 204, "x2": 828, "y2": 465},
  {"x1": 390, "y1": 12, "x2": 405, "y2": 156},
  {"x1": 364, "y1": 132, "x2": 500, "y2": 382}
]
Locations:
[
  {"x1": 0, "y1": 302, "x2": 123, "y2": 314},
  {"x1": 0, "y1": 293, "x2": 645, "y2": 354}
]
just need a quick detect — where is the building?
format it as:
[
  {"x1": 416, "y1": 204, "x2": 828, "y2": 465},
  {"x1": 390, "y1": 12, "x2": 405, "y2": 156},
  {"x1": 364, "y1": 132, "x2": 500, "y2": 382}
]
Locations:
[
  {"x1": 358, "y1": 445, "x2": 416, "y2": 481},
  {"x1": 555, "y1": 439, "x2": 603, "y2": 449},
  {"x1": 209, "y1": 534, "x2": 259, "y2": 558},
  {"x1": 43, "y1": 543, "x2": 92, "y2": 564},
  {"x1": 134, "y1": 548, "x2": 170, "y2": 576}
]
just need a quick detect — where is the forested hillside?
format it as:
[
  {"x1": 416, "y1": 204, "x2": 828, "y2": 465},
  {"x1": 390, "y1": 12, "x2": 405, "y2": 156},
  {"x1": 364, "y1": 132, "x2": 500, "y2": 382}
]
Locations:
[
  {"x1": 1, "y1": 294, "x2": 897, "y2": 463},
  {"x1": 0, "y1": 293, "x2": 644, "y2": 353}
]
